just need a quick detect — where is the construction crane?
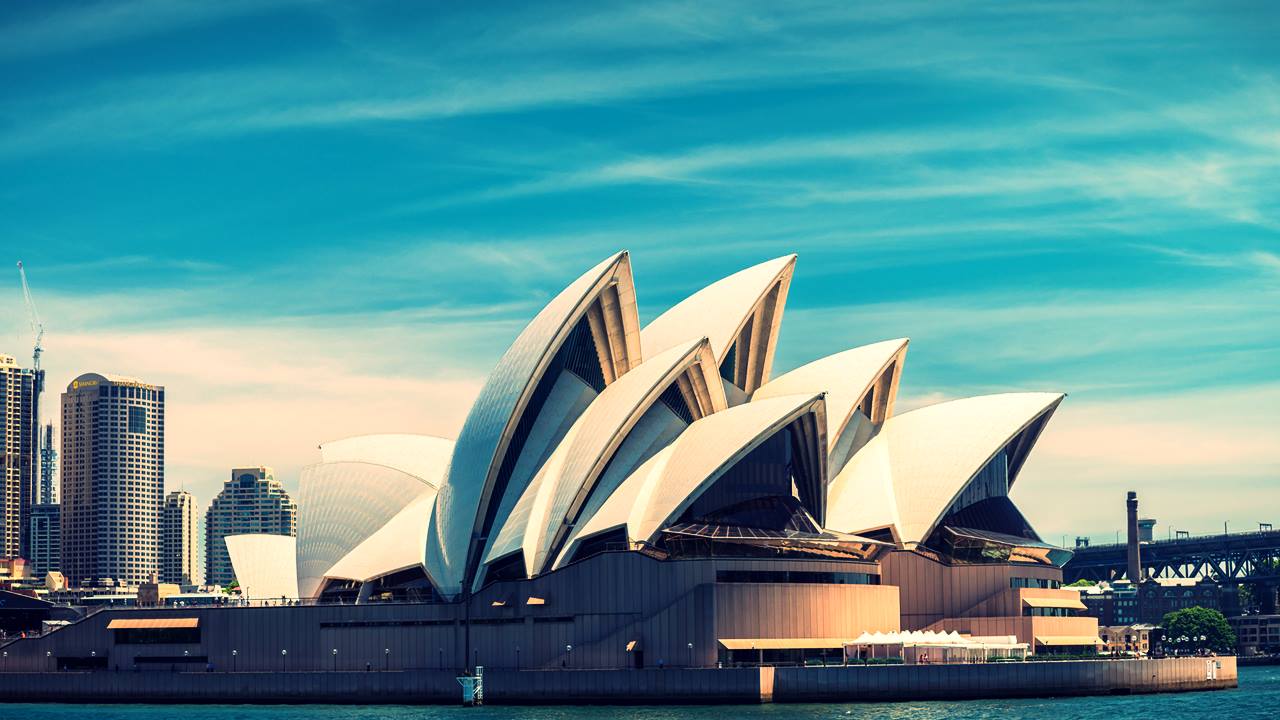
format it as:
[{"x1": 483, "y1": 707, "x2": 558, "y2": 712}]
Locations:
[
  {"x1": 17, "y1": 261, "x2": 47, "y2": 505},
  {"x1": 16, "y1": 261, "x2": 44, "y2": 384}
]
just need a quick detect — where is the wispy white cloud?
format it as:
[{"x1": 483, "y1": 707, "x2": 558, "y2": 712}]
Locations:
[
  {"x1": 0, "y1": 0, "x2": 308, "y2": 60},
  {"x1": 4, "y1": 0, "x2": 1251, "y2": 155},
  {"x1": 1016, "y1": 383, "x2": 1280, "y2": 540},
  {"x1": 1137, "y1": 245, "x2": 1280, "y2": 280},
  {"x1": 22, "y1": 306, "x2": 488, "y2": 504},
  {"x1": 778, "y1": 280, "x2": 1280, "y2": 395}
]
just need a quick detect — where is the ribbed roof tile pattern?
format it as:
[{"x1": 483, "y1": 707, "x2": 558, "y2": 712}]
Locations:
[
  {"x1": 753, "y1": 338, "x2": 908, "y2": 454},
  {"x1": 427, "y1": 251, "x2": 639, "y2": 595},
  {"x1": 559, "y1": 392, "x2": 826, "y2": 565},
  {"x1": 826, "y1": 392, "x2": 1064, "y2": 546}
]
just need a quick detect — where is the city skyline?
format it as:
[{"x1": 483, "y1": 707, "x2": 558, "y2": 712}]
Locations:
[{"x1": 1, "y1": 1, "x2": 1278, "y2": 544}]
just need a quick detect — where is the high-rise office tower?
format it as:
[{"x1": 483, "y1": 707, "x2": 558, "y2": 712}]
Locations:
[
  {"x1": 61, "y1": 373, "x2": 165, "y2": 588},
  {"x1": 27, "y1": 503, "x2": 60, "y2": 580},
  {"x1": 161, "y1": 490, "x2": 200, "y2": 586},
  {"x1": 39, "y1": 423, "x2": 57, "y2": 504},
  {"x1": 0, "y1": 354, "x2": 38, "y2": 560},
  {"x1": 205, "y1": 467, "x2": 296, "y2": 589}
]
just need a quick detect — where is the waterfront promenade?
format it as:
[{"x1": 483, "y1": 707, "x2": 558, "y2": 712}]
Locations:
[{"x1": 0, "y1": 656, "x2": 1236, "y2": 704}]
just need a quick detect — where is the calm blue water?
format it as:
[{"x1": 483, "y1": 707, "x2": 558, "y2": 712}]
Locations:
[{"x1": 7, "y1": 666, "x2": 1275, "y2": 720}]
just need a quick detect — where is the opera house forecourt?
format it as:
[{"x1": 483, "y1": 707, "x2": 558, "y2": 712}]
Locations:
[{"x1": 0, "y1": 251, "x2": 1236, "y2": 704}]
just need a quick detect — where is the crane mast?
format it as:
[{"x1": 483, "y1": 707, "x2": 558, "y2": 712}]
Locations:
[
  {"x1": 16, "y1": 261, "x2": 43, "y2": 377},
  {"x1": 17, "y1": 261, "x2": 48, "y2": 507}
]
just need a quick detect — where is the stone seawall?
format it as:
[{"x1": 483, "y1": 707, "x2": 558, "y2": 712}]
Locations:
[
  {"x1": 772, "y1": 656, "x2": 1237, "y2": 702},
  {"x1": 0, "y1": 656, "x2": 1236, "y2": 705}
]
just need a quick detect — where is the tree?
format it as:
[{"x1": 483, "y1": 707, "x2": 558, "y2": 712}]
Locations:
[
  {"x1": 1065, "y1": 579, "x2": 1095, "y2": 588},
  {"x1": 1162, "y1": 606, "x2": 1236, "y2": 654}
]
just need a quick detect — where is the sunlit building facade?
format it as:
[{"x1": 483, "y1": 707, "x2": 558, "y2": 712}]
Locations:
[
  {"x1": 60, "y1": 373, "x2": 165, "y2": 588},
  {"x1": 161, "y1": 490, "x2": 200, "y2": 586},
  {"x1": 0, "y1": 354, "x2": 38, "y2": 561}
]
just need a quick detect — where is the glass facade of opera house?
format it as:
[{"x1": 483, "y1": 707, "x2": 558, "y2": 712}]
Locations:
[{"x1": 0, "y1": 252, "x2": 1102, "y2": 672}]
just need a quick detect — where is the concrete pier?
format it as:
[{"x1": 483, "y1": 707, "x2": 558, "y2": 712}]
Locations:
[{"x1": 0, "y1": 656, "x2": 1236, "y2": 704}]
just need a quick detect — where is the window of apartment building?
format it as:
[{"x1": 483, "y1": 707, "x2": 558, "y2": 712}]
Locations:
[{"x1": 128, "y1": 406, "x2": 146, "y2": 434}]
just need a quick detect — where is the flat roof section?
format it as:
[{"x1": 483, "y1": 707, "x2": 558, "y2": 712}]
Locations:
[
  {"x1": 1035, "y1": 635, "x2": 1103, "y2": 646},
  {"x1": 106, "y1": 617, "x2": 199, "y2": 629},
  {"x1": 719, "y1": 638, "x2": 849, "y2": 650},
  {"x1": 1023, "y1": 596, "x2": 1087, "y2": 610}
]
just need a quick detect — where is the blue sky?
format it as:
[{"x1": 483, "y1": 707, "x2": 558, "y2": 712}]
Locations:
[{"x1": 1, "y1": 0, "x2": 1277, "y2": 542}]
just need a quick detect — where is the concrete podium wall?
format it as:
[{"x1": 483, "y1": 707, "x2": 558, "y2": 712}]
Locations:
[
  {"x1": 0, "y1": 657, "x2": 1236, "y2": 704},
  {"x1": 773, "y1": 655, "x2": 1238, "y2": 702}
]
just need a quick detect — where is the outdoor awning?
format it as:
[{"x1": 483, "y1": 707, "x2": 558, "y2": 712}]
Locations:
[
  {"x1": 107, "y1": 617, "x2": 199, "y2": 630},
  {"x1": 718, "y1": 638, "x2": 848, "y2": 651},
  {"x1": 1035, "y1": 635, "x2": 1103, "y2": 646},
  {"x1": 1023, "y1": 596, "x2": 1086, "y2": 610}
]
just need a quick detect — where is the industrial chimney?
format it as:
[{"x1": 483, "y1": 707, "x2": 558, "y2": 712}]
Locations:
[{"x1": 1126, "y1": 491, "x2": 1142, "y2": 583}]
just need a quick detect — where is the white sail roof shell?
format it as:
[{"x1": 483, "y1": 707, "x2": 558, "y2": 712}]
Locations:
[
  {"x1": 557, "y1": 392, "x2": 826, "y2": 567},
  {"x1": 826, "y1": 392, "x2": 1064, "y2": 546},
  {"x1": 641, "y1": 255, "x2": 795, "y2": 392},
  {"x1": 752, "y1": 338, "x2": 908, "y2": 453},
  {"x1": 225, "y1": 534, "x2": 298, "y2": 600},
  {"x1": 295, "y1": 434, "x2": 452, "y2": 598},
  {"x1": 296, "y1": 460, "x2": 439, "y2": 598},
  {"x1": 323, "y1": 489, "x2": 438, "y2": 584},
  {"x1": 427, "y1": 252, "x2": 640, "y2": 596},
  {"x1": 484, "y1": 339, "x2": 725, "y2": 578},
  {"x1": 318, "y1": 434, "x2": 453, "y2": 489}
]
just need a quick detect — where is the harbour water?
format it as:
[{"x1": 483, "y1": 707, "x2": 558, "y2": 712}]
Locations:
[{"x1": 8, "y1": 665, "x2": 1273, "y2": 719}]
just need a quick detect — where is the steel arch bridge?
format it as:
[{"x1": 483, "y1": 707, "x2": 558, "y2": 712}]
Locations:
[{"x1": 1063, "y1": 529, "x2": 1280, "y2": 584}]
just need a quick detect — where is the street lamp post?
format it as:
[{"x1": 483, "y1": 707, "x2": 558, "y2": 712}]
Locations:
[
  {"x1": 438, "y1": 647, "x2": 444, "y2": 670},
  {"x1": 281, "y1": 649, "x2": 287, "y2": 672},
  {"x1": 332, "y1": 648, "x2": 338, "y2": 671},
  {"x1": 515, "y1": 645, "x2": 521, "y2": 671},
  {"x1": 384, "y1": 648, "x2": 390, "y2": 672},
  {"x1": 687, "y1": 642, "x2": 694, "y2": 668},
  {"x1": 566, "y1": 644, "x2": 573, "y2": 669},
  {"x1": 46, "y1": 650, "x2": 52, "y2": 673}
]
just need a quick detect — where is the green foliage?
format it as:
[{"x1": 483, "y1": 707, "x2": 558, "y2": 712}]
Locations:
[
  {"x1": 1162, "y1": 606, "x2": 1236, "y2": 653},
  {"x1": 1065, "y1": 579, "x2": 1096, "y2": 587}
]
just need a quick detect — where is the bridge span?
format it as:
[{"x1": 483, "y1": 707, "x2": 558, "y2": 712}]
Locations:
[{"x1": 1064, "y1": 529, "x2": 1280, "y2": 585}]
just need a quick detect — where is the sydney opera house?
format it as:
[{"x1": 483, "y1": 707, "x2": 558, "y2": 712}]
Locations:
[{"x1": 4, "y1": 251, "x2": 1099, "y2": 673}]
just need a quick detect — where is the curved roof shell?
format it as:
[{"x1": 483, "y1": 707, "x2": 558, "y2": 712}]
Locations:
[
  {"x1": 641, "y1": 255, "x2": 795, "y2": 394},
  {"x1": 556, "y1": 392, "x2": 827, "y2": 568},
  {"x1": 225, "y1": 534, "x2": 298, "y2": 600},
  {"x1": 323, "y1": 489, "x2": 438, "y2": 584},
  {"x1": 296, "y1": 459, "x2": 440, "y2": 598},
  {"x1": 318, "y1": 434, "x2": 453, "y2": 488},
  {"x1": 483, "y1": 338, "x2": 725, "y2": 580},
  {"x1": 826, "y1": 392, "x2": 1064, "y2": 547},
  {"x1": 752, "y1": 338, "x2": 908, "y2": 464},
  {"x1": 427, "y1": 252, "x2": 640, "y2": 596}
]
